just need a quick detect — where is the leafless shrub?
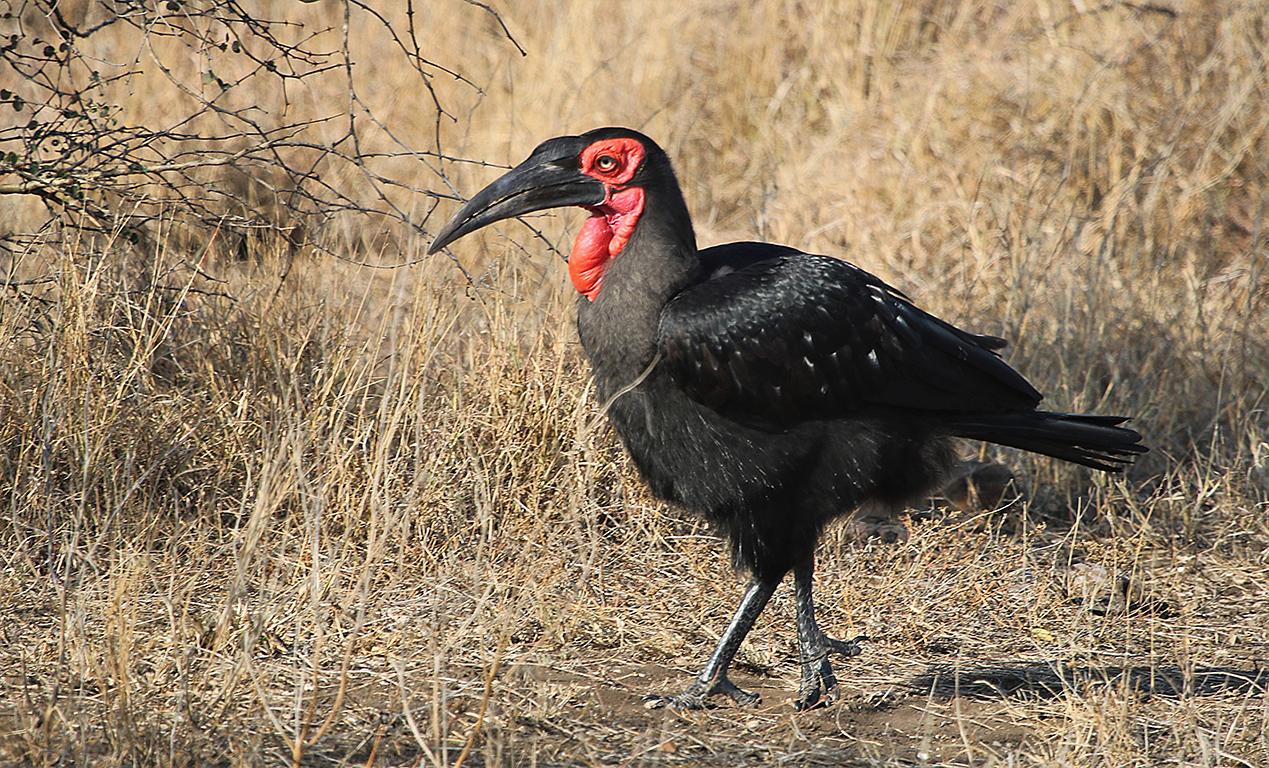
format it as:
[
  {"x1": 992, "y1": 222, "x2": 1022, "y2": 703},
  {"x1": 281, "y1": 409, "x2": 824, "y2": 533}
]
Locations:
[{"x1": 0, "y1": 0, "x2": 520, "y2": 271}]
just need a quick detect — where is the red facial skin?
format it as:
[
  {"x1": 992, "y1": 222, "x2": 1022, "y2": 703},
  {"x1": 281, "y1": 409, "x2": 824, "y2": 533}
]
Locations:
[{"x1": 569, "y1": 138, "x2": 647, "y2": 300}]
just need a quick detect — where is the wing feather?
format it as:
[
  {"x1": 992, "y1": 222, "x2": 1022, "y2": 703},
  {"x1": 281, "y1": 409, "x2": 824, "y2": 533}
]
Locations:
[{"x1": 658, "y1": 243, "x2": 1041, "y2": 428}]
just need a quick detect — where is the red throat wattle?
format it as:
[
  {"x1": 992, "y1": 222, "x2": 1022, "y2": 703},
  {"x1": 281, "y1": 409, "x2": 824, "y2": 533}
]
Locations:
[{"x1": 569, "y1": 186, "x2": 645, "y2": 300}]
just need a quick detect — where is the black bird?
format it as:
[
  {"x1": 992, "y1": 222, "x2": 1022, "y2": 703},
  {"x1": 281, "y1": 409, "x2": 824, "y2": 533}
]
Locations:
[{"x1": 429, "y1": 128, "x2": 1146, "y2": 710}]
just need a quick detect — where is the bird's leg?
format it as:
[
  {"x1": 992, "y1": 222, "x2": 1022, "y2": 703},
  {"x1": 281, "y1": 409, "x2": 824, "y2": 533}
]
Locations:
[
  {"x1": 644, "y1": 577, "x2": 778, "y2": 710},
  {"x1": 793, "y1": 555, "x2": 865, "y2": 710}
]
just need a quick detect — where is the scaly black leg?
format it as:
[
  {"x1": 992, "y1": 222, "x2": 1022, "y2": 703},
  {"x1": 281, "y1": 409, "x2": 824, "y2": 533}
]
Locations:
[
  {"x1": 644, "y1": 577, "x2": 779, "y2": 710},
  {"x1": 794, "y1": 555, "x2": 865, "y2": 710}
]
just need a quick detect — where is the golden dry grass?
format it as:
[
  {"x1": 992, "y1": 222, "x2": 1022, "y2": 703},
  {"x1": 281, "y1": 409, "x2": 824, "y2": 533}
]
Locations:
[{"x1": 1, "y1": 1, "x2": 1267, "y2": 765}]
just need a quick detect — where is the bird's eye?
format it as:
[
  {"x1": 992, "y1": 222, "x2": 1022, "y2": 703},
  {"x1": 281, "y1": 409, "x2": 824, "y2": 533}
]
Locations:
[{"x1": 595, "y1": 154, "x2": 618, "y2": 172}]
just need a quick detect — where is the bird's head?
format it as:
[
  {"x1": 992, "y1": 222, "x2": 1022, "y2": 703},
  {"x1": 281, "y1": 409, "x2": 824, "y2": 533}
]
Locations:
[{"x1": 428, "y1": 127, "x2": 671, "y2": 300}]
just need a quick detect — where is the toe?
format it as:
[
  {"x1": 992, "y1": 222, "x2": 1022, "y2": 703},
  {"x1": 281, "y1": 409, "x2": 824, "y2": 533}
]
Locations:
[
  {"x1": 642, "y1": 694, "x2": 673, "y2": 710},
  {"x1": 723, "y1": 685, "x2": 760, "y2": 707},
  {"x1": 794, "y1": 679, "x2": 822, "y2": 711},
  {"x1": 822, "y1": 634, "x2": 865, "y2": 658},
  {"x1": 716, "y1": 676, "x2": 761, "y2": 706},
  {"x1": 795, "y1": 654, "x2": 840, "y2": 710},
  {"x1": 642, "y1": 692, "x2": 704, "y2": 711},
  {"x1": 794, "y1": 680, "x2": 839, "y2": 710},
  {"x1": 643, "y1": 675, "x2": 758, "y2": 710}
]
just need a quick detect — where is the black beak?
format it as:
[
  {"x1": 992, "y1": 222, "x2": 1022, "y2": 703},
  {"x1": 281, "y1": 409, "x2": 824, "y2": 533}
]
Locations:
[{"x1": 428, "y1": 137, "x2": 605, "y2": 254}]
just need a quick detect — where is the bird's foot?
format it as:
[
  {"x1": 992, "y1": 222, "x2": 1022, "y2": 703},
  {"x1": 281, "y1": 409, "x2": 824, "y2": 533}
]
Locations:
[
  {"x1": 643, "y1": 673, "x2": 760, "y2": 710},
  {"x1": 794, "y1": 633, "x2": 865, "y2": 711}
]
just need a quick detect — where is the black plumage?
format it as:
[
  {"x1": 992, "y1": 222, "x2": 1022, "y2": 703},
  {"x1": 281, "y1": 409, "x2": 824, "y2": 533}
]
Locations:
[
  {"x1": 660, "y1": 244, "x2": 1041, "y2": 425},
  {"x1": 429, "y1": 127, "x2": 1147, "y2": 710}
]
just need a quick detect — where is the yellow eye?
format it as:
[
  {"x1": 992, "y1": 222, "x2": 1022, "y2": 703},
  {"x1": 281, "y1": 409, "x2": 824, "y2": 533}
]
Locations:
[{"x1": 595, "y1": 154, "x2": 617, "y2": 172}]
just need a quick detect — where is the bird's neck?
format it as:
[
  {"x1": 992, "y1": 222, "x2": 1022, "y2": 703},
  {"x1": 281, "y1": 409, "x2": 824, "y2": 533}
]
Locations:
[
  {"x1": 575, "y1": 183, "x2": 700, "y2": 388},
  {"x1": 569, "y1": 179, "x2": 697, "y2": 298}
]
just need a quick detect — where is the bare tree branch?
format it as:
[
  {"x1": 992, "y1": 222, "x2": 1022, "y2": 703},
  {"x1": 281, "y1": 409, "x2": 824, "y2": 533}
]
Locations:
[{"x1": 0, "y1": 0, "x2": 524, "y2": 287}]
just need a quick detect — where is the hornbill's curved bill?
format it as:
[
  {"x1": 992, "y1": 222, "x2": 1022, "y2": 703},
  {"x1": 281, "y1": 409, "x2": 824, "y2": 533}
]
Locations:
[
  {"x1": 430, "y1": 136, "x2": 606, "y2": 254},
  {"x1": 427, "y1": 127, "x2": 1147, "y2": 712}
]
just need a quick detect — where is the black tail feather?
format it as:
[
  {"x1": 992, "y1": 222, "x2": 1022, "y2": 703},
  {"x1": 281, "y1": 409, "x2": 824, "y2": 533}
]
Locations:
[{"x1": 948, "y1": 412, "x2": 1147, "y2": 472}]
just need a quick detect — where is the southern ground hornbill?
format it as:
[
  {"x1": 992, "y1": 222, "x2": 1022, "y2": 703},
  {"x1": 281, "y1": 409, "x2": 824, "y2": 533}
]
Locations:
[{"x1": 429, "y1": 127, "x2": 1146, "y2": 710}]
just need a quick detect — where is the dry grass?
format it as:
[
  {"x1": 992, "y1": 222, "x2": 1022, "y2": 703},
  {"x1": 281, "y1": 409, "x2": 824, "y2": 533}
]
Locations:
[{"x1": 2, "y1": 0, "x2": 1267, "y2": 765}]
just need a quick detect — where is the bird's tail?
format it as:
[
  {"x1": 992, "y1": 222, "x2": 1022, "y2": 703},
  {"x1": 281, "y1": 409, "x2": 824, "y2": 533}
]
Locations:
[{"x1": 947, "y1": 411, "x2": 1147, "y2": 472}]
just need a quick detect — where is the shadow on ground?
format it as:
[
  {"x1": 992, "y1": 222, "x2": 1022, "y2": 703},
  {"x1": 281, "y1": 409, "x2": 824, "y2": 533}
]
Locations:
[{"x1": 908, "y1": 662, "x2": 1269, "y2": 701}]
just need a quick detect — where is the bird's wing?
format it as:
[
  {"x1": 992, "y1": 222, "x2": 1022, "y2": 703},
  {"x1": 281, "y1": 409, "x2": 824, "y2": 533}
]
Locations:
[{"x1": 657, "y1": 243, "x2": 1042, "y2": 428}]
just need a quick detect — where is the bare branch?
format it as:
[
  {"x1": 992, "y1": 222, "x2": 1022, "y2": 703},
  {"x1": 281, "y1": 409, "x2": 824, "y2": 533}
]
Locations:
[{"x1": 0, "y1": 0, "x2": 529, "y2": 287}]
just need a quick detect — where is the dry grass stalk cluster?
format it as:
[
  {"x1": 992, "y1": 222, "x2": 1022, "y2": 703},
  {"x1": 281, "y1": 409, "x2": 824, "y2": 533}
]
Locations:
[{"x1": 1, "y1": 1, "x2": 1266, "y2": 765}]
